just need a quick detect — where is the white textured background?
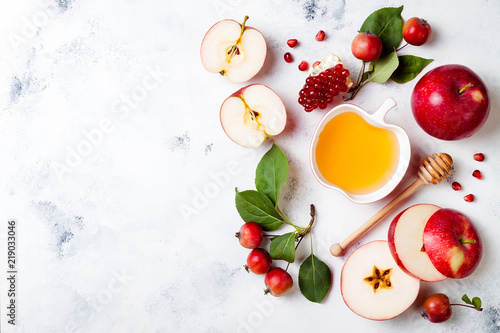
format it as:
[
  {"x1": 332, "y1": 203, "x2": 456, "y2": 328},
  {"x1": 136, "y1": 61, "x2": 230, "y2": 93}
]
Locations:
[{"x1": 0, "y1": 0, "x2": 499, "y2": 332}]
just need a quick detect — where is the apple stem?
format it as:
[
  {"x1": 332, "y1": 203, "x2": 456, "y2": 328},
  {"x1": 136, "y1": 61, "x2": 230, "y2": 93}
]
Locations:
[
  {"x1": 458, "y1": 83, "x2": 474, "y2": 95},
  {"x1": 450, "y1": 303, "x2": 483, "y2": 311},
  {"x1": 460, "y1": 239, "x2": 477, "y2": 245},
  {"x1": 396, "y1": 43, "x2": 408, "y2": 51}
]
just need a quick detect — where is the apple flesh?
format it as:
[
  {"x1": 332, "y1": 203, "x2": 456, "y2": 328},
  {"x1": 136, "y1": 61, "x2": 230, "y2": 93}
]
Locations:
[
  {"x1": 423, "y1": 209, "x2": 483, "y2": 279},
  {"x1": 388, "y1": 204, "x2": 447, "y2": 282},
  {"x1": 220, "y1": 84, "x2": 286, "y2": 148},
  {"x1": 411, "y1": 64, "x2": 490, "y2": 140},
  {"x1": 200, "y1": 16, "x2": 267, "y2": 84},
  {"x1": 341, "y1": 241, "x2": 420, "y2": 320}
]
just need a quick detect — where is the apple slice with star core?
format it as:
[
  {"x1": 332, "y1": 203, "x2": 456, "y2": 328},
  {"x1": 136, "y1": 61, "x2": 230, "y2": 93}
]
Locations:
[
  {"x1": 388, "y1": 204, "x2": 447, "y2": 282},
  {"x1": 220, "y1": 84, "x2": 286, "y2": 148},
  {"x1": 201, "y1": 16, "x2": 267, "y2": 83},
  {"x1": 341, "y1": 241, "x2": 420, "y2": 320}
]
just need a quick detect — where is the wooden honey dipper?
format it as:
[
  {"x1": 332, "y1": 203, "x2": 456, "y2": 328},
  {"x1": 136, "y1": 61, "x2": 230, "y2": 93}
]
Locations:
[{"x1": 330, "y1": 153, "x2": 453, "y2": 257}]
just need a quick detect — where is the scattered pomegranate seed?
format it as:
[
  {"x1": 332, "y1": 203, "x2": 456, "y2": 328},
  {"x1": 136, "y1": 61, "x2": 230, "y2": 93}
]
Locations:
[
  {"x1": 464, "y1": 194, "x2": 475, "y2": 202},
  {"x1": 298, "y1": 61, "x2": 309, "y2": 71},
  {"x1": 298, "y1": 64, "x2": 350, "y2": 112},
  {"x1": 473, "y1": 153, "x2": 485, "y2": 162},
  {"x1": 451, "y1": 182, "x2": 462, "y2": 191},
  {"x1": 284, "y1": 52, "x2": 293, "y2": 63},
  {"x1": 312, "y1": 61, "x2": 321, "y2": 68},
  {"x1": 472, "y1": 170, "x2": 482, "y2": 179},
  {"x1": 287, "y1": 39, "x2": 298, "y2": 48},
  {"x1": 315, "y1": 30, "x2": 326, "y2": 41}
]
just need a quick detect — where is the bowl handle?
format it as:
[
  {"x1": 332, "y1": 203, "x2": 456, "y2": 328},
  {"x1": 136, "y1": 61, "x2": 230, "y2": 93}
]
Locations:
[{"x1": 373, "y1": 97, "x2": 397, "y2": 122}]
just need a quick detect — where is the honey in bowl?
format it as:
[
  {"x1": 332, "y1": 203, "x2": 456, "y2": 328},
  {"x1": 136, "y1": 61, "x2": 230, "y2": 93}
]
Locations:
[{"x1": 315, "y1": 112, "x2": 400, "y2": 195}]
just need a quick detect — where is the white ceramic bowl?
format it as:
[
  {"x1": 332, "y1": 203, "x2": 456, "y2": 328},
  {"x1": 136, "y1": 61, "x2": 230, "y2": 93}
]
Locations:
[{"x1": 310, "y1": 98, "x2": 411, "y2": 204}]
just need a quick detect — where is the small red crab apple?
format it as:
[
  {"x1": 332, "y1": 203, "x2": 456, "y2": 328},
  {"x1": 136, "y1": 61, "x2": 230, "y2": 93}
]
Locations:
[
  {"x1": 422, "y1": 293, "x2": 452, "y2": 323},
  {"x1": 235, "y1": 222, "x2": 263, "y2": 249},
  {"x1": 351, "y1": 31, "x2": 383, "y2": 62},
  {"x1": 264, "y1": 267, "x2": 293, "y2": 296},
  {"x1": 245, "y1": 248, "x2": 272, "y2": 274},
  {"x1": 403, "y1": 17, "x2": 432, "y2": 46},
  {"x1": 298, "y1": 54, "x2": 353, "y2": 112}
]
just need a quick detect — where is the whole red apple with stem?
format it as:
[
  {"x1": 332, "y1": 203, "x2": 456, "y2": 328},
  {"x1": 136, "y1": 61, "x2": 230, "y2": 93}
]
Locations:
[
  {"x1": 351, "y1": 31, "x2": 383, "y2": 62},
  {"x1": 423, "y1": 209, "x2": 482, "y2": 279},
  {"x1": 422, "y1": 293, "x2": 483, "y2": 323},
  {"x1": 411, "y1": 64, "x2": 490, "y2": 140},
  {"x1": 403, "y1": 17, "x2": 432, "y2": 46}
]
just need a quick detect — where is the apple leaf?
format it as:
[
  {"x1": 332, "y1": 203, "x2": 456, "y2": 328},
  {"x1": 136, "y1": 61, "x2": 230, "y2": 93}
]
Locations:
[
  {"x1": 365, "y1": 51, "x2": 399, "y2": 84},
  {"x1": 235, "y1": 190, "x2": 284, "y2": 231},
  {"x1": 360, "y1": 6, "x2": 404, "y2": 56},
  {"x1": 270, "y1": 232, "x2": 296, "y2": 263},
  {"x1": 255, "y1": 144, "x2": 289, "y2": 206},
  {"x1": 299, "y1": 254, "x2": 332, "y2": 303},
  {"x1": 391, "y1": 55, "x2": 433, "y2": 84},
  {"x1": 472, "y1": 297, "x2": 482, "y2": 310},
  {"x1": 462, "y1": 294, "x2": 473, "y2": 305}
]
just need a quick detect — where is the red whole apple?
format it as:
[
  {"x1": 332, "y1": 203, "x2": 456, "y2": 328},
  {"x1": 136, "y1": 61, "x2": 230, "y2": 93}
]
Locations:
[
  {"x1": 411, "y1": 65, "x2": 490, "y2": 140},
  {"x1": 423, "y1": 209, "x2": 483, "y2": 279},
  {"x1": 403, "y1": 17, "x2": 432, "y2": 46}
]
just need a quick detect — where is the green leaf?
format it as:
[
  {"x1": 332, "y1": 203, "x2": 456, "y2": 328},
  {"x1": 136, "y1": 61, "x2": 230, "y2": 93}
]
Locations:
[
  {"x1": 462, "y1": 294, "x2": 472, "y2": 305},
  {"x1": 235, "y1": 190, "x2": 284, "y2": 231},
  {"x1": 269, "y1": 232, "x2": 296, "y2": 263},
  {"x1": 391, "y1": 55, "x2": 433, "y2": 84},
  {"x1": 255, "y1": 144, "x2": 289, "y2": 205},
  {"x1": 360, "y1": 6, "x2": 404, "y2": 56},
  {"x1": 472, "y1": 297, "x2": 482, "y2": 310},
  {"x1": 299, "y1": 254, "x2": 332, "y2": 303},
  {"x1": 365, "y1": 51, "x2": 399, "y2": 84}
]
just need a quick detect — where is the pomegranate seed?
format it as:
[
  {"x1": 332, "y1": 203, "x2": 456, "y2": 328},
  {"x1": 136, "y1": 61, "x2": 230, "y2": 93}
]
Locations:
[
  {"x1": 284, "y1": 52, "x2": 293, "y2": 63},
  {"x1": 451, "y1": 182, "x2": 462, "y2": 191},
  {"x1": 464, "y1": 194, "x2": 475, "y2": 202},
  {"x1": 472, "y1": 170, "x2": 482, "y2": 179},
  {"x1": 298, "y1": 61, "x2": 309, "y2": 71},
  {"x1": 313, "y1": 61, "x2": 321, "y2": 68},
  {"x1": 287, "y1": 39, "x2": 298, "y2": 48},
  {"x1": 473, "y1": 153, "x2": 485, "y2": 162},
  {"x1": 297, "y1": 64, "x2": 350, "y2": 112},
  {"x1": 315, "y1": 30, "x2": 326, "y2": 41}
]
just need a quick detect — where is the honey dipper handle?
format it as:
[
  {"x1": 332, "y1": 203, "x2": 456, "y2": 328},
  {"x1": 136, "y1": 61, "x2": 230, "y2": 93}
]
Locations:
[{"x1": 330, "y1": 178, "x2": 425, "y2": 257}]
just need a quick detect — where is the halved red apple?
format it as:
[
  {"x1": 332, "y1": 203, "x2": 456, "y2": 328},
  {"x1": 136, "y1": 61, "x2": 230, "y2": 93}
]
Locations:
[
  {"x1": 200, "y1": 16, "x2": 267, "y2": 84},
  {"x1": 341, "y1": 240, "x2": 420, "y2": 320},
  {"x1": 220, "y1": 84, "x2": 286, "y2": 148},
  {"x1": 388, "y1": 204, "x2": 447, "y2": 282}
]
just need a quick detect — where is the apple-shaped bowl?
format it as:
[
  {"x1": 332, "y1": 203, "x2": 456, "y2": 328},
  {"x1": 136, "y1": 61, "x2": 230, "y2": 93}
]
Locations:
[{"x1": 310, "y1": 98, "x2": 411, "y2": 204}]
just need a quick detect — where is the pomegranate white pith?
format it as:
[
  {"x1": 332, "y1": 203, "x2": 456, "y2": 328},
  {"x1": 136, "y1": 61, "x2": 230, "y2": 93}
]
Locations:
[
  {"x1": 341, "y1": 241, "x2": 420, "y2": 320},
  {"x1": 220, "y1": 84, "x2": 286, "y2": 148},
  {"x1": 200, "y1": 17, "x2": 267, "y2": 84},
  {"x1": 388, "y1": 204, "x2": 447, "y2": 282}
]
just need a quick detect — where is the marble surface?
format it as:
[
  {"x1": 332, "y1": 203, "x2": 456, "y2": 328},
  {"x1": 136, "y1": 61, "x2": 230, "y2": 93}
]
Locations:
[{"x1": 1, "y1": 0, "x2": 499, "y2": 332}]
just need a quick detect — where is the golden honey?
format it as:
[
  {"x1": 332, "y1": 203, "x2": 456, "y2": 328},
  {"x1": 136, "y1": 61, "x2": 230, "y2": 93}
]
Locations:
[{"x1": 315, "y1": 112, "x2": 399, "y2": 195}]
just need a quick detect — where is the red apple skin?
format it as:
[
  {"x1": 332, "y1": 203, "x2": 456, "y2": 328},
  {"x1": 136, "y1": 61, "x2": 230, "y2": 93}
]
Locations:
[
  {"x1": 403, "y1": 18, "x2": 432, "y2": 46},
  {"x1": 423, "y1": 209, "x2": 483, "y2": 278},
  {"x1": 411, "y1": 65, "x2": 490, "y2": 140},
  {"x1": 387, "y1": 210, "x2": 408, "y2": 273}
]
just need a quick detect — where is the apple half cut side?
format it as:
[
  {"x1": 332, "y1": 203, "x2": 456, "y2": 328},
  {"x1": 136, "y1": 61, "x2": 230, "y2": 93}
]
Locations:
[
  {"x1": 423, "y1": 208, "x2": 483, "y2": 279},
  {"x1": 388, "y1": 204, "x2": 447, "y2": 282},
  {"x1": 341, "y1": 240, "x2": 420, "y2": 321},
  {"x1": 200, "y1": 16, "x2": 267, "y2": 84},
  {"x1": 220, "y1": 84, "x2": 286, "y2": 148}
]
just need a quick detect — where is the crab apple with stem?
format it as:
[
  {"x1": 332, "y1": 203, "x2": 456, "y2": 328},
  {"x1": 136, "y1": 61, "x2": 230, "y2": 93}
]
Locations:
[
  {"x1": 264, "y1": 267, "x2": 293, "y2": 296},
  {"x1": 245, "y1": 248, "x2": 272, "y2": 274},
  {"x1": 200, "y1": 16, "x2": 266, "y2": 83},
  {"x1": 236, "y1": 222, "x2": 263, "y2": 249},
  {"x1": 403, "y1": 17, "x2": 432, "y2": 46},
  {"x1": 422, "y1": 293, "x2": 483, "y2": 323},
  {"x1": 351, "y1": 31, "x2": 383, "y2": 62}
]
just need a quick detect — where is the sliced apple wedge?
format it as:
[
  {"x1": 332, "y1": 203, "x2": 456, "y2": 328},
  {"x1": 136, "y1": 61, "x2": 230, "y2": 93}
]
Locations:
[
  {"x1": 220, "y1": 84, "x2": 286, "y2": 148},
  {"x1": 200, "y1": 16, "x2": 267, "y2": 84},
  {"x1": 388, "y1": 204, "x2": 448, "y2": 282},
  {"x1": 341, "y1": 241, "x2": 420, "y2": 320}
]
